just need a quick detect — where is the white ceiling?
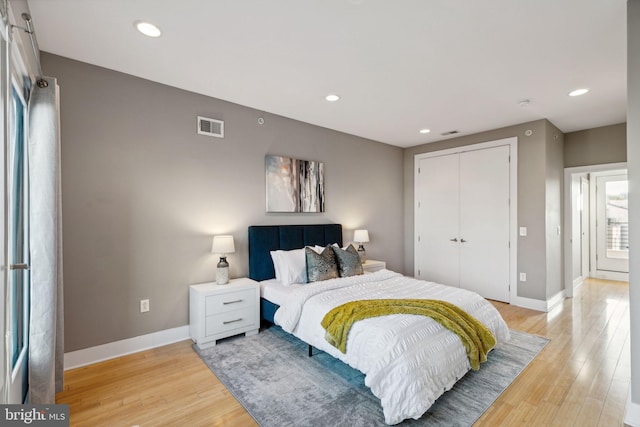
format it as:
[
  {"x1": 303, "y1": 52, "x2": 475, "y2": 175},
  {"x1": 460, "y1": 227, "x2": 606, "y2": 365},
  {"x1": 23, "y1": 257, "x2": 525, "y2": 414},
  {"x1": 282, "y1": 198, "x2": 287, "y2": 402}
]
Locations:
[{"x1": 27, "y1": 0, "x2": 627, "y2": 148}]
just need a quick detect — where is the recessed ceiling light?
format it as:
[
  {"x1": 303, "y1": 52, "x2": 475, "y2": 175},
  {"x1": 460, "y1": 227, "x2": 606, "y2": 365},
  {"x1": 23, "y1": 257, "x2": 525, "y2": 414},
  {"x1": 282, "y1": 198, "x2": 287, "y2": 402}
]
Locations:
[
  {"x1": 569, "y1": 88, "x2": 589, "y2": 97},
  {"x1": 325, "y1": 94, "x2": 340, "y2": 102},
  {"x1": 419, "y1": 129, "x2": 431, "y2": 134},
  {"x1": 135, "y1": 21, "x2": 162, "y2": 38}
]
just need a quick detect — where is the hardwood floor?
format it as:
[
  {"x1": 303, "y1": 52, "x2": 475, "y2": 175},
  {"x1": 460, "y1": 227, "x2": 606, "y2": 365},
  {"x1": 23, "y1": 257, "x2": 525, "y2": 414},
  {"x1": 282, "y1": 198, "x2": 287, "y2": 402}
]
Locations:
[
  {"x1": 56, "y1": 278, "x2": 630, "y2": 426},
  {"x1": 56, "y1": 340, "x2": 256, "y2": 427},
  {"x1": 477, "y1": 278, "x2": 630, "y2": 426}
]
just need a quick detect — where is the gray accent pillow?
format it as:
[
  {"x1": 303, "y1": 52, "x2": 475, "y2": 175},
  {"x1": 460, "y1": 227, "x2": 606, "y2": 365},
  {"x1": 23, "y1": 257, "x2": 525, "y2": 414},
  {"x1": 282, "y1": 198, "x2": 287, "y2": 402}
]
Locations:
[
  {"x1": 306, "y1": 246, "x2": 339, "y2": 282},
  {"x1": 332, "y1": 244, "x2": 364, "y2": 277}
]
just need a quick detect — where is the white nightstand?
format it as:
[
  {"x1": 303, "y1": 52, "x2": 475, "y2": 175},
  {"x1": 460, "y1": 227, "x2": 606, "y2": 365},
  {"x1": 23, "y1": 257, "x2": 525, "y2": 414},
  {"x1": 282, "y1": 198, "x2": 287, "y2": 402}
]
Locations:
[
  {"x1": 189, "y1": 277, "x2": 260, "y2": 350},
  {"x1": 362, "y1": 259, "x2": 386, "y2": 273}
]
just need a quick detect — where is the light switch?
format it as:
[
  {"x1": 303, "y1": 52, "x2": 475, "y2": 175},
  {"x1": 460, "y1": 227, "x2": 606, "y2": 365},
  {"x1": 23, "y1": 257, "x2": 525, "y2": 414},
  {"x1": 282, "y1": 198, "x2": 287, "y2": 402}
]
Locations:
[
  {"x1": 519, "y1": 227, "x2": 527, "y2": 236},
  {"x1": 519, "y1": 273, "x2": 527, "y2": 282}
]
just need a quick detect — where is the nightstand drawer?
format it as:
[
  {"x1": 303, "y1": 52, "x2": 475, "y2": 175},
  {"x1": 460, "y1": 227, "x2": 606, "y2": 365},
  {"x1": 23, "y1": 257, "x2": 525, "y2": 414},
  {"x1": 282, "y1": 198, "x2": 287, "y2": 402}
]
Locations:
[
  {"x1": 205, "y1": 307, "x2": 258, "y2": 337},
  {"x1": 205, "y1": 288, "x2": 256, "y2": 314}
]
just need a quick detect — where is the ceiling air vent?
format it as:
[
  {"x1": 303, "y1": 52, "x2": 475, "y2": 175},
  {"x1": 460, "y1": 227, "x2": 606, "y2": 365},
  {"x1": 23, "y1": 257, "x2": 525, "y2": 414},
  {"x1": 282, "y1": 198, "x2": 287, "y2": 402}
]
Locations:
[
  {"x1": 441, "y1": 130, "x2": 459, "y2": 136},
  {"x1": 197, "y1": 116, "x2": 224, "y2": 138}
]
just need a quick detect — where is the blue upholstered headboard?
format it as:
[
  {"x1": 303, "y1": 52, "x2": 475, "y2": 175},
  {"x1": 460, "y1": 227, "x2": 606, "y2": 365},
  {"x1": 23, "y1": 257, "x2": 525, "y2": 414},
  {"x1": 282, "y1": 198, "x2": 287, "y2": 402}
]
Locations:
[{"x1": 248, "y1": 224, "x2": 343, "y2": 281}]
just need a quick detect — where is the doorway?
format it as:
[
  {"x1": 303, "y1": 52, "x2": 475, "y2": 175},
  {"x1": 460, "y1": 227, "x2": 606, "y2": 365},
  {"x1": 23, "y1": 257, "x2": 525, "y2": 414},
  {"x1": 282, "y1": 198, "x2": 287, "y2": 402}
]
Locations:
[{"x1": 564, "y1": 162, "x2": 628, "y2": 297}]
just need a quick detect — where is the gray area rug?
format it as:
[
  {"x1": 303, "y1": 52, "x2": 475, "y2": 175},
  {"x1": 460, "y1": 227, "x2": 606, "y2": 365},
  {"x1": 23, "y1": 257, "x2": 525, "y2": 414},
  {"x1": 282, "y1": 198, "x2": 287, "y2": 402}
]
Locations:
[{"x1": 195, "y1": 326, "x2": 548, "y2": 426}]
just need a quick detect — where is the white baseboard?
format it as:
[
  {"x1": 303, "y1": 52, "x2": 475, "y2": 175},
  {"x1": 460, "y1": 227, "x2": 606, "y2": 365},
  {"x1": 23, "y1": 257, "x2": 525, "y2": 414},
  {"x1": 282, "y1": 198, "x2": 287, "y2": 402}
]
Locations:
[
  {"x1": 512, "y1": 296, "x2": 547, "y2": 312},
  {"x1": 573, "y1": 276, "x2": 585, "y2": 288},
  {"x1": 546, "y1": 290, "x2": 566, "y2": 311},
  {"x1": 64, "y1": 325, "x2": 191, "y2": 370},
  {"x1": 625, "y1": 394, "x2": 640, "y2": 427},
  {"x1": 512, "y1": 290, "x2": 566, "y2": 312},
  {"x1": 594, "y1": 270, "x2": 629, "y2": 282}
]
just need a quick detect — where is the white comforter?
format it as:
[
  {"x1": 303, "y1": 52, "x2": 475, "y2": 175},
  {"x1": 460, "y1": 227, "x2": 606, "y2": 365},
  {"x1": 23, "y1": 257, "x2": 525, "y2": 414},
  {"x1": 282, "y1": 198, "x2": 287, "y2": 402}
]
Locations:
[{"x1": 273, "y1": 269, "x2": 511, "y2": 425}]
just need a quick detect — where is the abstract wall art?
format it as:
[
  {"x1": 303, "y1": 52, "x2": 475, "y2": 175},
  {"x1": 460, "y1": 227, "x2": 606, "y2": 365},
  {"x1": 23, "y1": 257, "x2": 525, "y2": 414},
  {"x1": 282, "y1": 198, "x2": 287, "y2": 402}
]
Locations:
[{"x1": 265, "y1": 155, "x2": 325, "y2": 212}]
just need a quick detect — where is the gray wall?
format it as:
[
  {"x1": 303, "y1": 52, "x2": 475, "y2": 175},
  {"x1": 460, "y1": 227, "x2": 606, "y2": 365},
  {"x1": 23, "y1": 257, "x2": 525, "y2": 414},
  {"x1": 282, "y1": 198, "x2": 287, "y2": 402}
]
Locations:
[
  {"x1": 564, "y1": 123, "x2": 626, "y2": 167},
  {"x1": 404, "y1": 119, "x2": 561, "y2": 301},
  {"x1": 627, "y1": 0, "x2": 640, "y2": 410},
  {"x1": 544, "y1": 121, "x2": 564, "y2": 298},
  {"x1": 42, "y1": 53, "x2": 404, "y2": 352}
]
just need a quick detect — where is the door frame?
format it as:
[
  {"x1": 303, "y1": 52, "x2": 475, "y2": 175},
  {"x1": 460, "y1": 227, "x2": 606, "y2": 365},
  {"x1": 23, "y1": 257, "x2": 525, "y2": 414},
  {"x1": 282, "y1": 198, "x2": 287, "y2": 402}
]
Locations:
[
  {"x1": 563, "y1": 162, "x2": 628, "y2": 297},
  {"x1": 580, "y1": 176, "x2": 590, "y2": 279},
  {"x1": 414, "y1": 136, "x2": 518, "y2": 303}
]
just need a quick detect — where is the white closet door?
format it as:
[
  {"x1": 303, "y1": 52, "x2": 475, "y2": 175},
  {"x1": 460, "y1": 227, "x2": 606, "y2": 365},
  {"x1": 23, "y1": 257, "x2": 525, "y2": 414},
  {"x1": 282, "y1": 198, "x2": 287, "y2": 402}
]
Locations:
[
  {"x1": 458, "y1": 146, "x2": 510, "y2": 302},
  {"x1": 416, "y1": 153, "x2": 460, "y2": 287}
]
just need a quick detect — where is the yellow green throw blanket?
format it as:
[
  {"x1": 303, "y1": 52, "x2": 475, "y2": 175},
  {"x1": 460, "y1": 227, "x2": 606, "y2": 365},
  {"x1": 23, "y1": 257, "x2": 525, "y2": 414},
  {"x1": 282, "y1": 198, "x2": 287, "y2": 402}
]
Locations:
[{"x1": 321, "y1": 299, "x2": 496, "y2": 370}]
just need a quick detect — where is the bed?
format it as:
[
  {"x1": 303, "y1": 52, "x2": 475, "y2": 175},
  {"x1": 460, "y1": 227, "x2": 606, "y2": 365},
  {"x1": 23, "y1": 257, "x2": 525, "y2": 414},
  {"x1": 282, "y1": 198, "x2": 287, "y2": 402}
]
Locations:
[{"x1": 248, "y1": 224, "x2": 510, "y2": 425}]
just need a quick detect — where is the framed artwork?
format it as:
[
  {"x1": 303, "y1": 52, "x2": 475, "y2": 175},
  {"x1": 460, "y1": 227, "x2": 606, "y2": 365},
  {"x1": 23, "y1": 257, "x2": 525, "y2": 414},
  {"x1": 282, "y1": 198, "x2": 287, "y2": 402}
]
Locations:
[{"x1": 265, "y1": 155, "x2": 325, "y2": 212}]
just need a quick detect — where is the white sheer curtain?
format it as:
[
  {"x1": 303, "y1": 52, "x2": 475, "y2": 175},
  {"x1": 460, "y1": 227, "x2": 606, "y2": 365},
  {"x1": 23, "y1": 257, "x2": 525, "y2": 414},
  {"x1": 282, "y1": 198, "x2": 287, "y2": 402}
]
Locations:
[{"x1": 27, "y1": 76, "x2": 64, "y2": 403}]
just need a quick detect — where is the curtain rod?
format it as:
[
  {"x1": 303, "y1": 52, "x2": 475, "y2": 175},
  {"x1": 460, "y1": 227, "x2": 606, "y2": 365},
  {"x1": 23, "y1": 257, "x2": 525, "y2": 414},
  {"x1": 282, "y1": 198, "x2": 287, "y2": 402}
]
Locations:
[{"x1": 11, "y1": 12, "x2": 48, "y2": 88}]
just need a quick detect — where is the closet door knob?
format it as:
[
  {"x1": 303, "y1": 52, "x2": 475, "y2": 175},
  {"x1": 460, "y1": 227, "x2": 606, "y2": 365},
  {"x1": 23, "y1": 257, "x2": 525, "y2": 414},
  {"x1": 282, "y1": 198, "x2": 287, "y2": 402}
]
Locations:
[
  {"x1": 450, "y1": 238, "x2": 458, "y2": 242},
  {"x1": 460, "y1": 239, "x2": 467, "y2": 243}
]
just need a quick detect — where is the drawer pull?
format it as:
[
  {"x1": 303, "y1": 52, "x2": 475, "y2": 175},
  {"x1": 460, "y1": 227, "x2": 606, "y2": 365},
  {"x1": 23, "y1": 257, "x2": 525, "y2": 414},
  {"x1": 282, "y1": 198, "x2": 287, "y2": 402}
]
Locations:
[
  {"x1": 223, "y1": 299, "x2": 243, "y2": 305},
  {"x1": 223, "y1": 318, "x2": 243, "y2": 325}
]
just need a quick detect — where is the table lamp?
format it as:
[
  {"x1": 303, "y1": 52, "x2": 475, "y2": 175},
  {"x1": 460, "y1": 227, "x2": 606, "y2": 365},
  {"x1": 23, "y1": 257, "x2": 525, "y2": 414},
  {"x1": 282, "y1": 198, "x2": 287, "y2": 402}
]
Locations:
[
  {"x1": 212, "y1": 235, "x2": 235, "y2": 284},
  {"x1": 353, "y1": 229, "x2": 369, "y2": 263}
]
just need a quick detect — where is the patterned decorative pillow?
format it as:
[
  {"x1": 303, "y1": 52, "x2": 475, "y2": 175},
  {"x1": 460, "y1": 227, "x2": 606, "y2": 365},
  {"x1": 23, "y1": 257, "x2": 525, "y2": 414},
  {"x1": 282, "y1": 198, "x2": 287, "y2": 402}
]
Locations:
[
  {"x1": 332, "y1": 244, "x2": 364, "y2": 277},
  {"x1": 306, "y1": 246, "x2": 339, "y2": 282}
]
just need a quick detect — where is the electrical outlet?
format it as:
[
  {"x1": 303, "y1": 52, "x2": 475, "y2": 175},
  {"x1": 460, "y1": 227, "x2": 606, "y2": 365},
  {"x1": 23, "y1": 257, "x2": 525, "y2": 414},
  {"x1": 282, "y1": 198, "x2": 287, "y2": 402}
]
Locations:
[
  {"x1": 519, "y1": 273, "x2": 527, "y2": 282},
  {"x1": 140, "y1": 299, "x2": 150, "y2": 313}
]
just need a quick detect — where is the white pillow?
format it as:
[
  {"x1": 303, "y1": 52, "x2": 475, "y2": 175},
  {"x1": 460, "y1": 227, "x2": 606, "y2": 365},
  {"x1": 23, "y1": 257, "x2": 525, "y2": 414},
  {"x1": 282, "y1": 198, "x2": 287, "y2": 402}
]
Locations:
[
  {"x1": 313, "y1": 243, "x2": 340, "y2": 253},
  {"x1": 270, "y1": 251, "x2": 283, "y2": 282},
  {"x1": 271, "y1": 248, "x2": 307, "y2": 285}
]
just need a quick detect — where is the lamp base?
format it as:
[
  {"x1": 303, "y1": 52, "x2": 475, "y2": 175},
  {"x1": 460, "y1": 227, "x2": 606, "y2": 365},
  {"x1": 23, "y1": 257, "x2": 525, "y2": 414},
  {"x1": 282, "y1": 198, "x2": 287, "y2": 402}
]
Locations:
[
  {"x1": 217, "y1": 257, "x2": 229, "y2": 285},
  {"x1": 357, "y1": 245, "x2": 367, "y2": 263}
]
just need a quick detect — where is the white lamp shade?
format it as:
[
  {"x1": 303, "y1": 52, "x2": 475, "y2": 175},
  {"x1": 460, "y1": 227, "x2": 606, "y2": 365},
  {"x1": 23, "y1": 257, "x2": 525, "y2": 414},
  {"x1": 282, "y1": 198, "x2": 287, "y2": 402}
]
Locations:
[
  {"x1": 212, "y1": 235, "x2": 235, "y2": 255},
  {"x1": 353, "y1": 229, "x2": 369, "y2": 243}
]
